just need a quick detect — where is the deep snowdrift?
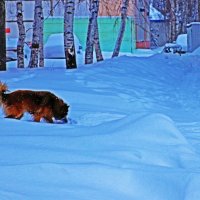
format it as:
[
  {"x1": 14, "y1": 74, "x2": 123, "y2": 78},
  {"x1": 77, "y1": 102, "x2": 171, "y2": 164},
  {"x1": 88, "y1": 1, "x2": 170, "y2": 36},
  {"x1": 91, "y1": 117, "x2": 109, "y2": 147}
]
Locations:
[{"x1": 1, "y1": 53, "x2": 200, "y2": 199}]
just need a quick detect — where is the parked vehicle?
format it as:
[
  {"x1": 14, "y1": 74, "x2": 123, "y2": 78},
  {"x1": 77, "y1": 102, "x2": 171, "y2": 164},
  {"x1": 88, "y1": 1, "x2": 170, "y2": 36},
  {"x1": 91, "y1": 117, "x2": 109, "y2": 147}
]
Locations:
[
  {"x1": 163, "y1": 34, "x2": 187, "y2": 55},
  {"x1": 6, "y1": 37, "x2": 31, "y2": 62},
  {"x1": 176, "y1": 34, "x2": 187, "y2": 52},
  {"x1": 44, "y1": 33, "x2": 83, "y2": 59}
]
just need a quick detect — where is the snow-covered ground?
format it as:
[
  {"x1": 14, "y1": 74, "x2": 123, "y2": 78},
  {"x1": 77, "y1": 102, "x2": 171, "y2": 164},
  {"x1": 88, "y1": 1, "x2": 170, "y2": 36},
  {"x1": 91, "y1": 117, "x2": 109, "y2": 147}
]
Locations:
[{"x1": 1, "y1": 51, "x2": 200, "y2": 200}]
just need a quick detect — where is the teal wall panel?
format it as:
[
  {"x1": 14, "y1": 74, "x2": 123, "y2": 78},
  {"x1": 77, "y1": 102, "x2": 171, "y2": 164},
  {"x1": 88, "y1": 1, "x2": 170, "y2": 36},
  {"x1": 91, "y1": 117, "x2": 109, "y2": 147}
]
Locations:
[{"x1": 44, "y1": 17, "x2": 136, "y2": 52}]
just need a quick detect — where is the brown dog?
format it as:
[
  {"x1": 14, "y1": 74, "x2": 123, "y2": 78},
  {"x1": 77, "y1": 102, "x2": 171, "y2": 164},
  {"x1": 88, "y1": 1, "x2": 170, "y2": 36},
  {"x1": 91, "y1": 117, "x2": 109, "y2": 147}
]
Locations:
[{"x1": 0, "y1": 82, "x2": 69, "y2": 123}]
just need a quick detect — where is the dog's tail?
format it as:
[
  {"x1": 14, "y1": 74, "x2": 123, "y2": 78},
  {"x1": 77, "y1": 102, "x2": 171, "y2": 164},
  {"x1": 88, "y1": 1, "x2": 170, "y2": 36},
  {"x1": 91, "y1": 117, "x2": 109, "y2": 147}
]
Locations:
[
  {"x1": 0, "y1": 82, "x2": 8, "y2": 93},
  {"x1": 0, "y1": 82, "x2": 8, "y2": 106}
]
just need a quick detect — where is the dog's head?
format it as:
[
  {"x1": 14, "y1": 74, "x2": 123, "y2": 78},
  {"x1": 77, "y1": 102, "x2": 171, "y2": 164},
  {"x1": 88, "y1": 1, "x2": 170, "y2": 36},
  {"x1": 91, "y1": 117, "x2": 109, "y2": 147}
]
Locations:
[{"x1": 53, "y1": 98, "x2": 70, "y2": 123}]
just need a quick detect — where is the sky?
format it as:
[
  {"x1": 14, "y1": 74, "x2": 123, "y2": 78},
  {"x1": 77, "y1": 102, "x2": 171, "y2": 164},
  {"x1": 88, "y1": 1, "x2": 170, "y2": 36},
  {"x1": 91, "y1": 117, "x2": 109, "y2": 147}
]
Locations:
[{"x1": 1, "y1": 47, "x2": 200, "y2": 199}]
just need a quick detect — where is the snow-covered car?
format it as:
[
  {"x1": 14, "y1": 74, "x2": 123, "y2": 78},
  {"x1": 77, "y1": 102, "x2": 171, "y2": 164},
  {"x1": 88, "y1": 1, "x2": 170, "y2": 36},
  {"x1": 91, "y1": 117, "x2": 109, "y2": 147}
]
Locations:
[
  {"x1": 44, "y1": 33, "x2": 83, "y2": 59},
  {"x1": 163, "y1": 34, "x2": 187, "y2": 55},
  {"x1": 163, "y1": 43, "x2": 182, "y2": 54},
  {"x1": 176, "y1": 34, "x2": 187, "y2": 52},
  {"x1": 6, "y1": 37, "x2": 31, "y2": 62}
]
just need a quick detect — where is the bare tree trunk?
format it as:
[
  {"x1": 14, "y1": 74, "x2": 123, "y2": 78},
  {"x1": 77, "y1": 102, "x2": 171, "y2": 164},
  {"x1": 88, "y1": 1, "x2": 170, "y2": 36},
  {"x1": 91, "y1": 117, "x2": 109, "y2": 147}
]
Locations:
[
  {"x1": 112, "y1": 0, "x2": 129, "y2": 57},
  {"x1": 50, "y1": 0, "x2": 54, "y2": 16},
  {"x1": 85, "y1": 0, "x2": 102, "y2": 64},
  {"x1": 192, "y1": 0, "x2": 199, "y2": 21},
  {"x1": 16, "y1": 0, "x2": 25, "y2": 68},
  {"x1": 198, "y1": 0, "x2": 200, "y2": 20},
  {"x1": 181, "y1": 0, "x2": 188, "y2": 33},
  {"x1": 94, "y1": 4, "x2": 103, "y2": 62},
  {"x1": 0, "y1": 0, "x2": 6, "y2": 71},
  {"x1": 175, "y1": 1, "x2": 180, "y2": 36},
  {"x1": 153, "y1": 0, "x2": 200, "y2": 42},
  {"x1": 85, "y1": 0, "x2": 95, "y2": 64},
  {"x1": 64, "y1": 0, "x2": 77, "y2": 69},
  {"x1": 28, "y1": 0, "x2": 43, "y2": 68},
  {"x1": 169, "y1": 0, "x2": 176, "y2": 42},
  {"x1": 39, "y1": 5, "x2": 44, "y2": 67}
]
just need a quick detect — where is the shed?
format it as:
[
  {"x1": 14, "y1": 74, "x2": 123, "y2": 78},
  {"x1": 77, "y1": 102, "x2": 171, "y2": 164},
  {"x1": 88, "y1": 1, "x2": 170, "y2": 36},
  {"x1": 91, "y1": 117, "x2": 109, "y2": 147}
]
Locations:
[{"x1": 187, "y1": 22, "x2": 200, "y2": 52}]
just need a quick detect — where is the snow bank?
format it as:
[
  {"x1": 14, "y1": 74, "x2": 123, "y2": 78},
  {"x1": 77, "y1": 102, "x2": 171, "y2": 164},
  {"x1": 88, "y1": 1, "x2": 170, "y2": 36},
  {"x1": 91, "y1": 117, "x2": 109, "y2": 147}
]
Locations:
[
  {"x1": 0, "y1": 113, "x2": 199, "y2": 200},
  {"x1": 1, "y1": 54, "x2": 200, "y2": 199},
  {"x1": 0, "y1": 114, "x2": 200, "y2": 200},
  {"x1": 192, "y1": 46, "x2": 200, "y2": 55}
]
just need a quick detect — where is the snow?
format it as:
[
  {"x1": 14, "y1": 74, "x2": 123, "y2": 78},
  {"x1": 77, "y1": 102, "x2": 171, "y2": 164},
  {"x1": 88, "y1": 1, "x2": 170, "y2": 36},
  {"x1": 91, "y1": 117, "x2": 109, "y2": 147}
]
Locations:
[
  {"x1": 188, "y1": 22, "x2": 200, "y2": 25},
  {"x1": 149, "y1": 5, "x2": 164, "y2": 20},
  {"x1": 1, "y1": 51, "x2": 200, "y2": 199},
  {"x1": 192, "y1": 46, "x2": 200, "y2": 55},
  {"x1": 176, "y1": 34, "x2": 187, "y2": 52}
]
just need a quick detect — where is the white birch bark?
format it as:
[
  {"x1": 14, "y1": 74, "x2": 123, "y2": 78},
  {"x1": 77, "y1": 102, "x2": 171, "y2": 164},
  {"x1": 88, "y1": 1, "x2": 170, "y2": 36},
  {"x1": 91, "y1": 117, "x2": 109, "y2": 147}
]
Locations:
[
  {"x1": 0, "y1": 0, "x2": 6, "y2": 71},
  {"x1": 64, "y1": 0, "x2": 77, "y2": 69},
  {"x1": 112, "y1": 0, "x2": 129, "y2": 58},
  {"x1": 39, "y1": 4, "x2": 44, "y2": 67},
  {"x1": 28, "y1": 0, "x2": 42, "y2": 68},
  {"x1": 16, "y1": 0, "x2": 25, "y2": 68}
]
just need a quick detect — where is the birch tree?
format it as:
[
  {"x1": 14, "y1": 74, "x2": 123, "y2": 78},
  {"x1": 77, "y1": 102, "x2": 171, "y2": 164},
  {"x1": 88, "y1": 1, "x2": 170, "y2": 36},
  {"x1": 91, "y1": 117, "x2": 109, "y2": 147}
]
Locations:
[
  {"x1": 39, "y1": 4, "x2": 44, "y2": 67},
  {"x1": 168, "y1": 0, "x2": 176, "y2": 42},
  {"x1": 190, "y1": 0, "x2": 200, "y2": 22},
  {"x1": 16, "y1": 0, "x2": 26, "y2": 68},
  {"x1": 64, "y1": 0, "x2": 77, "y2": 69},
  {"x1": 153, "y1": 0, "x2": 200, "y2": 42},
  {"x1": 0, "y1": 0, "x2": 6, "y2": 71},
  {"x1": 112, "y1": 0, "x2": 129, "y2": 57},
  {"x1": 85, "y1": 0, "x2": 103, "y2": 64},
  {"x1": 94, "y1": 14, "x2": 103, "y2": 62},
  {"x1": 28, "y1": 0, "x2": 43, "y2": 68}
]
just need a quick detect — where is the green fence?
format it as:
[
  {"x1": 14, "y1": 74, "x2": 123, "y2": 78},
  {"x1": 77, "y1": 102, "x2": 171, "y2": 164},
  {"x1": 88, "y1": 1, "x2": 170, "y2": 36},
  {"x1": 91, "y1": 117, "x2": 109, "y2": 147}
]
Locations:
[{"x1": 44, "y1": 17, "x2": 136, "y2": 52}]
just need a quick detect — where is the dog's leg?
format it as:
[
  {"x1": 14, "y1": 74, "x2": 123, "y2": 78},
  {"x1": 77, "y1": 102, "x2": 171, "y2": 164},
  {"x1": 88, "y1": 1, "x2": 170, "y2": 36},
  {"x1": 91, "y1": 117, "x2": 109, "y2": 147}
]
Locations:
[
  {"x1": 43, "y1": 116, "x2": 53, "y2": 123},
  {"x1": 33, "y1": 113, "x2": 42, "y2": 122},
  {"x1": 5, "y1": 114, "x2": 23, "y2": 120},
  {"x1": 5, "y1": 115, "x2": 16, "y2": 119},
  {"x1": 15, "y1": 113, "x2": 24, "y2": 119},
  {"x1": 4, "y1": 106, "x2": 23, "y2": 120},
  {"x1": 42, "y1": 107, "x2": 53, "y2": 123}
]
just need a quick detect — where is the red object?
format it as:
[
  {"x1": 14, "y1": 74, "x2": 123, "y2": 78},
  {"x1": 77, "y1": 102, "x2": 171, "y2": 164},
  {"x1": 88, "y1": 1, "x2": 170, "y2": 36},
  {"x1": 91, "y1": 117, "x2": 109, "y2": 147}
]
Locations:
[
  {"x1": 5, "y1": 28, "x2": 11, "y2": 34},
  {"x1": 136, "y1": 41, "x2": 150, "y2": 49}
]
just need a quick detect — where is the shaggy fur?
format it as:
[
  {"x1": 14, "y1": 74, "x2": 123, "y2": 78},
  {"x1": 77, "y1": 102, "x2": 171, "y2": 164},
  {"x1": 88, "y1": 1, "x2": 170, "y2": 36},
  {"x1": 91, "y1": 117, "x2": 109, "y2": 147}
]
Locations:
[{"x1": 0, "y1": 82, "x2": 69, "y2": 123}]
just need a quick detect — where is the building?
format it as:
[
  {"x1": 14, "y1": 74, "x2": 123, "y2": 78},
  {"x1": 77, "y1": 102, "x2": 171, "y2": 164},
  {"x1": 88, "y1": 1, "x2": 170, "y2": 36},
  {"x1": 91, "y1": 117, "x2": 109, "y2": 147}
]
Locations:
[
  {"x1": 6, "y1": 0, "x2": 150, "y2": 52},
  {"x1": 149, "y1": 5, "x2": 169, "y2": 48},
  {"x1": 187, "y1": 22, "x2": 200, "y2": 52}
]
